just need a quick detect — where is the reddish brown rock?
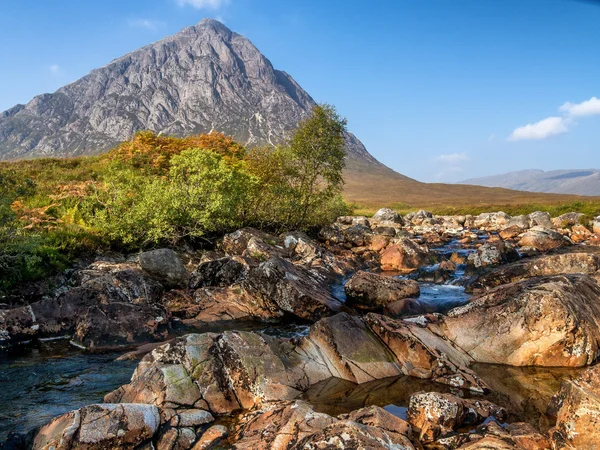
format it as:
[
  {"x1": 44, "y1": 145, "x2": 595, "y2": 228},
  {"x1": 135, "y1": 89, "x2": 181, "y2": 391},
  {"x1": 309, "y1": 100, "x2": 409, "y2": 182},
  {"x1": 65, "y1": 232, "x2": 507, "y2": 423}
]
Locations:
[
  {"x1": 380, "y1": 238, "x2": 430, "y2": 273},
  {"x1": 518, "y1": 227, "x2": 572, "y2": 252},
  {"x1": 344, "y1": 271, "x2": 420, "y2": 310},
  {"x1": 550, "y1": 364, "x2": 600, "y2": 449}
]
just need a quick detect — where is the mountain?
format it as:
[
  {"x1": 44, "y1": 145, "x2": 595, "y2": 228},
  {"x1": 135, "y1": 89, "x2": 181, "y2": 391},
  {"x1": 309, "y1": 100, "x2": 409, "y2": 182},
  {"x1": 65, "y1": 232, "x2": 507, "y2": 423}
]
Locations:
[
  {"x1": 0, "y1": 18, "x2": 377, "y2": 167},
  {"x1": 0, "y1": 19, "x2": 594, "y2": 209},
  {"x1": 460, "y1": 169, "x2": 600, "y2": 196}
]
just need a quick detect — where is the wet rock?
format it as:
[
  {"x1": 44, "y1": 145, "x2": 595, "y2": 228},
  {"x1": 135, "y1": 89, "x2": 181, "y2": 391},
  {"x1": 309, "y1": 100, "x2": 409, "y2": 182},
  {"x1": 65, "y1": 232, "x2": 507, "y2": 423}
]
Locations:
[
  {"x1": 156, "y1": 426, "x2": 197, "y2": 450},
  {"x1": 385, "y1": 298, "x2": 433, "y2": 318},
  {"x1": 364, "y1": 314, "x2": 489, "y2": 392},
  {"x1": 441, "y1": 275, "x2": 600, "y2": 366},
  {"x1": 244, "y1": 256, "x2": 345, "y2": 321},
  {"x1": 189, "y1": 257, "x2": 247, "y2": 289},
  {"x1": 372, "y1": 208, "x2": 403, "y2": 224},
  {"x1": 550, "y1": 364, "x2": 600, "y2": 449},
  {"x1": 518, "y1": 227, "x2": 572, "y2": 252},
  {"x1": 192, "y1": 425, "x2": 228, "y2": 450},
  {"x1": 139, "y1": 249, "x2": 189, "y2": 288},
  {"x1": 468, "y1": 246, "x2": 600, "y2": 291},
  {"x1": 32, "y1": 403, "x2": 160, "y2": 450},
  {"x1": 380, "y1": 238, "x2": 430, "y2": 273},
  {"x1": 232, "y1": 401, "x2": 338, "y2": 450},
  {"x1": 406, "y1": 392, "x2": 506, "y2": 443},
  {"x1": 295, "y1": 420, "x2": 415, "y2": 449},
  {"x1": 344, "y1": 271, "x2": 420, "y2": 310}
]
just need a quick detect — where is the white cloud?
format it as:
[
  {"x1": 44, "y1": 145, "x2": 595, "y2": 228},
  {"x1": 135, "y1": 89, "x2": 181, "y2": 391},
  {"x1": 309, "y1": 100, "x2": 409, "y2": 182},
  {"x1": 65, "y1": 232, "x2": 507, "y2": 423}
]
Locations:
[
  {"x1": 128, "y1": 19, "x2": 164, "y2": 30},
  {"x1": 49, "y1": 64, "x2": 62, "y2": 75},
  {"x1": 434, "y1": 153, "x2": 470, "y2": 163},
  {"x1": 177, "y1": 0, "x2": 230, "y2": 9},
  {"x1": 560, "y1": 96, "x2": 600, "y2": 117},
  {"x1": 508, "y1": 116, "x2": 568, "y2": 141}
]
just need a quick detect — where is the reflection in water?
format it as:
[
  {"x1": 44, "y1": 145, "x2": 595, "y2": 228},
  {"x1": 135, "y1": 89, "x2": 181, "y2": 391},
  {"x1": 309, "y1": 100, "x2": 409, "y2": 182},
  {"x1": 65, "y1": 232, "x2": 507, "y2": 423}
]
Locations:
[
  {"x1": 302, "y1": 363, "x2": 581, "y2": 432},
  {"x1": 0, "y1": 340, "x2": 138, "y2": 441}
]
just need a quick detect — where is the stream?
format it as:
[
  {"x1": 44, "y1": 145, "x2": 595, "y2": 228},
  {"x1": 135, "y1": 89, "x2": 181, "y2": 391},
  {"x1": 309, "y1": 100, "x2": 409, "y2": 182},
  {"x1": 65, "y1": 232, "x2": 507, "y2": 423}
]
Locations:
[{"x1": 0, "y1": 237, "x2": 580, "y2": 441}]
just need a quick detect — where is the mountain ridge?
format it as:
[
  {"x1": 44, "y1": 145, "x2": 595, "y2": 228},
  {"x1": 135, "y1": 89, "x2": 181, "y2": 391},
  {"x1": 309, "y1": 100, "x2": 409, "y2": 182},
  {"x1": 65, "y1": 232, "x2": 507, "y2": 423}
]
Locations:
[
  {"x1": 460, "y1": 169, "x2": 600, "y2": 196},
  {"x1": 0, "y1": 18, "x2": 379, "y2": 168}
]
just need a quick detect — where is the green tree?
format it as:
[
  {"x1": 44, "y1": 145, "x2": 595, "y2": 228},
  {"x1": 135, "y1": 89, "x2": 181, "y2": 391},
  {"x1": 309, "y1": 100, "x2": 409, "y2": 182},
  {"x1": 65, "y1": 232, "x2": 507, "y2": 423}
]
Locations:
[{"x1": 287, "y1": 104, "x2": 347, "y2": 227}]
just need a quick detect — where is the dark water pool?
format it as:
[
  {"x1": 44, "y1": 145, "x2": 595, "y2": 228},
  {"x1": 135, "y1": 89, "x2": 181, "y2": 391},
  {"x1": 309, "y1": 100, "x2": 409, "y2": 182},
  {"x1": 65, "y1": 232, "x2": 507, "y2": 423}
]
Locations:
[{"x1": 0, "y1": 340, "x2": 138, "y2": 441}]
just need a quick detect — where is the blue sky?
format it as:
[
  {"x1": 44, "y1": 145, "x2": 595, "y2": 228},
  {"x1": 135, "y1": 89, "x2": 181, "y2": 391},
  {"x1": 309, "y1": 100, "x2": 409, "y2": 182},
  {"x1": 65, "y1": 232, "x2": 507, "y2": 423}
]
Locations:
[{"x1": 0, "y1": 0, "x2": 599, "y2": 182}]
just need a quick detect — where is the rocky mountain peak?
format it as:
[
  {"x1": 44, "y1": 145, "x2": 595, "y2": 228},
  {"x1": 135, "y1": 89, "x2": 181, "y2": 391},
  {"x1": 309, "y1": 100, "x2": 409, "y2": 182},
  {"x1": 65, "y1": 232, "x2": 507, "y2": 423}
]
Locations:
[{"x1": 0, "y1": 19, "x2": 379, "y2": 166}]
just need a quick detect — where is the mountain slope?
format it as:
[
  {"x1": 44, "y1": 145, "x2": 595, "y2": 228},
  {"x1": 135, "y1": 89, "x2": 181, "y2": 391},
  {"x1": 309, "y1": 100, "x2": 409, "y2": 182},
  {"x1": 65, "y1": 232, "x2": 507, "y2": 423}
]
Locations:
[
  {"x1": 461, "y1": 169, "x2": 600, "y2": 196},
  {"x1": 0, "y1": 18, "x2": 377, "y2": 167}
]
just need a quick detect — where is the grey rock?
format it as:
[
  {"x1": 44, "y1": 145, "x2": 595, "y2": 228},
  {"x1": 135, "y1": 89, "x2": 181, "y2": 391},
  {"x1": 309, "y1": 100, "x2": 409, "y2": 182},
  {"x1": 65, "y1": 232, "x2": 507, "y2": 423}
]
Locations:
[{"x1": 139, "y1": 248, "x2": 188, "y2": 288}]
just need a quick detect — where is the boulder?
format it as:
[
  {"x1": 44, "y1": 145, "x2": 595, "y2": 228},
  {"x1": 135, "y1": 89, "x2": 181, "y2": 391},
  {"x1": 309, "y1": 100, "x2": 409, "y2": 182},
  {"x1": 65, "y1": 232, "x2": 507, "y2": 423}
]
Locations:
[
  {"x1": 191, "y1": 425, "x2": 228, "y2": 450},
  {"x1": 32, "y1": 403, "x2": 160, "y2": 450},
  {"x1": 594, "y1": 217, "x2": 600, "y2": 235},
  {"x1": 504, "y1": 215, "x2": 531, "y2": 232},
  {"x1": 221, "y1": 228, "x2": 278, "y2": 257},
  {"x1": 569, "y1": 224, "x2": 592, "y2": 243},
  {"x1": 468, "y1": 246, "x2": 600, "y2": 291},
  {"x1": 372, "y1": 208, "x2": 403, "y2": 224},
  {"x1": 406, "y1": 392, "x2": 506, "y2": 443},
  {"x1": 441, "y1": 275, "x2": 600, "y2": 366},
  {"x1": 380, "y1": 238, "x2": 430, "y2": 272},
  {"x1": 189, "y1": 256, "x2": 247, "y2": 289},
  {"x1": 344, "y1": 271, "x2": 420, "y2": 310},
  {"x1": 232, "y1": 401, "x2": 414, "y2": 450},
  {"x1": 518, "y1": 227, "x2": 572, "y2": 252},
  {"x1": 139, "y1": 248, "x2": 189, "y2": 288},
  {"x1": 282, "y1": 231, "x2": 352, "y2": 275},
  {"x1": 0, "y1": 262, "x2": 166, "y2": 349},
  {"x1": 243, "y1": 256, "x2": 345, "y2": 322},
  {"x1": 364, "y1": 314, "x2": 488, "y2": 392},
  {"x1": 528, "y1": 211, "x2": 553, "y2": 229},
  {"x1": 550, "y1": 364, "x2": 600, "y2": 449},
  {"x1": 385, "y1": 298, "x2": 433, "y2": 318},
  {"x1": 552, "y1": 212, "x2": 585, "y2": 229},
  {"x1": 467, "y1": 242, "x2": 519, "y2": 269}
]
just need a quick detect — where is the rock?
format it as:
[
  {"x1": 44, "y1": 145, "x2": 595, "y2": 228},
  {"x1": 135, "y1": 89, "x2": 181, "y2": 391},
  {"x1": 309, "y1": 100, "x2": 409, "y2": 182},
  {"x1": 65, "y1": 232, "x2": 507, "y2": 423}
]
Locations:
[
  {"x1": 594, "y1": 217, "x2": 600, "y2": 235},
  {"x1": 368, "y1": 234, "x2": 391, "y2": 251},
  {"x1": 0, "y1": 262, "x2": 167, "y2": 349},
  {"x1": 344, "y1": 271, "x2": 420, "y2": 310},
  {"x1": 569, "y1": 224, "x2": 592, "y2": 243},
  {"x1": 500, "y1": 225, "x2": 525, "y2": 240},
  {"x1": 518, "y1": 226, "x2": 572, "y2": 252},
  {"x1": 441, "y1": 275, "x2": 600, "y2": 366},
  {"x1": 364, "y1": 314, "x2": 489, "y2": 392},
  {"x1": 373, "y1": 226, "x2": 397, "y2": 237},
  {"x1": 467, "y1": 242, "x2": 519, "y2": 269},
  {"x1": 468, "y1": 246, "x2": 600, "y2": 291},
  {"x1": 504, "y1": 215, "x2": 531, "y2": 232},
  {"x1": 156, "y1": 427, "x2": 197, "y2": 450},
  {"x1": 473, "y1": 212, "x2": 511, "y2": 229},
  {"x1": 380, "y1": 238, "x2": 430, "y2": 272},
  {"x1": 385, "y1": 298, "x2": 433, "y2": 317},
  {"x1": 221, "y1": 228, "x2": 279, "y2": 257},
  {"x1": 528, "y1": 211, "x2": 553, "y2": 229},
  {"x1": 189, "y1": 257, "x2": 247, "y2": 289},
  {"x1": 336, "y1": 216, "x2": 371, "y2": 227},
  {"x1": 33, "y1": 403, "x2": 160, "y2": 450},
  {"x1": 139, "y1": 248, "x2": 189, "y2": 288},
  {"x1": 192, "y1": 425, "x2": 228, "y2": 450},
  {"x1": 550, "y1": 364, "x2": 600, "y2": 449},
  {"x1": 170, "y1": 409, "x2": 214, "y2": 427},
  {"x1": 372, "y1": 208, "x2": 403, "y2": 224},
  {"x1": 295, "y1": 420, "x2": 415, "y2": 449},
  {"x1": 283, "y1": 231, "x2": 352, "y2": 275},
  {"x1": 232, "y1": 401, "x2": 338, "y2": 450},
  {"x1": 233, "y1": 401, "x2": 414, "y2": 450},
  {"x1": 243, "y1": 256, "x2": 345, "y2": 321},
  {"x1": 552, "y1": 212, "x2": 585, "y2": 229}
]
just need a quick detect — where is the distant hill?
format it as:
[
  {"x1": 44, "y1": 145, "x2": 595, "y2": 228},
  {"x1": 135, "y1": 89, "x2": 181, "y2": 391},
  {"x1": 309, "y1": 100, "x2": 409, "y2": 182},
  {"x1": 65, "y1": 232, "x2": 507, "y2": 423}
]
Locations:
[{"x1": 460, "y1": 169, "x2": 600, "y2": 196}]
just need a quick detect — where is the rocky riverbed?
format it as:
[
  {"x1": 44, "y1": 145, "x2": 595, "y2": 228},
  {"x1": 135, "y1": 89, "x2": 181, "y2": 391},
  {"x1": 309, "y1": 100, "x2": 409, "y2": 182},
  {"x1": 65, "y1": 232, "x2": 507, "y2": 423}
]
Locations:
[{"x1": 2, "y1": 208, "x2": 600, "y2": 449}]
